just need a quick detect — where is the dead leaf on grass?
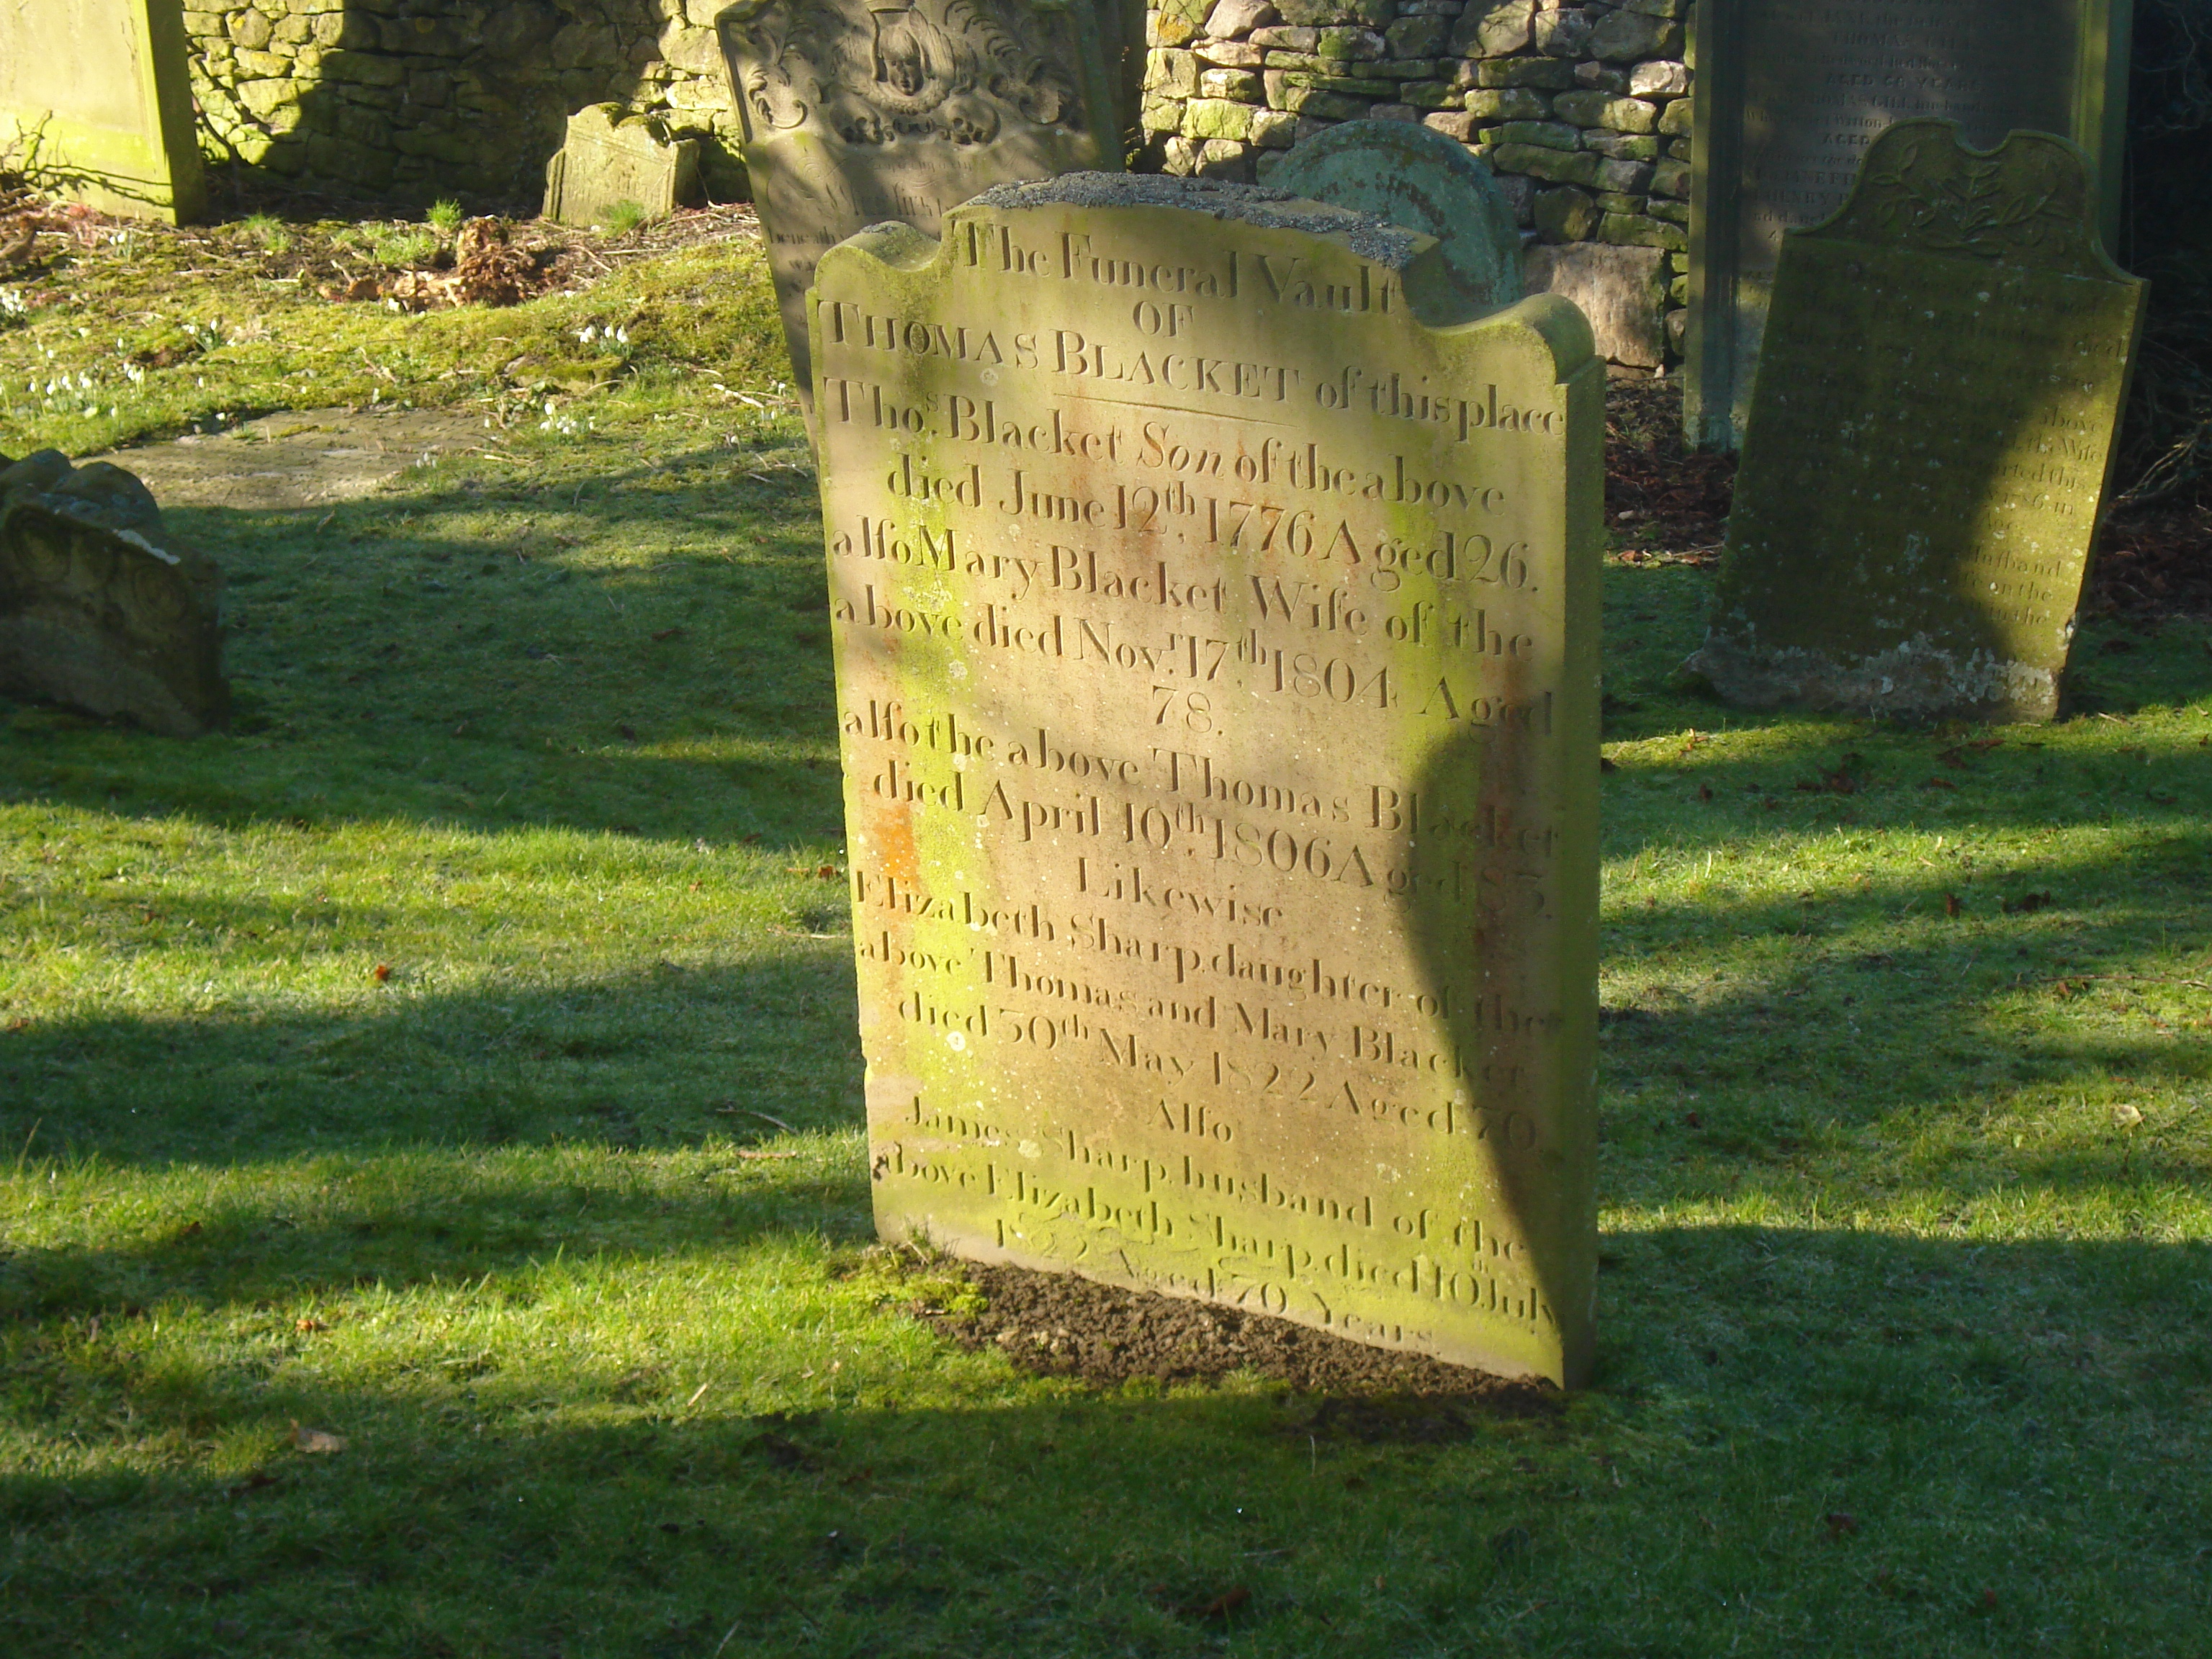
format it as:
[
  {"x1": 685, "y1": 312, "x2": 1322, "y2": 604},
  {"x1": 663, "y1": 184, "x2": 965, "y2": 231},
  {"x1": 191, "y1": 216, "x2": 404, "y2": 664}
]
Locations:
[{"x1": 291, "y1": 1422, "x2": 347, "y2": 1454}]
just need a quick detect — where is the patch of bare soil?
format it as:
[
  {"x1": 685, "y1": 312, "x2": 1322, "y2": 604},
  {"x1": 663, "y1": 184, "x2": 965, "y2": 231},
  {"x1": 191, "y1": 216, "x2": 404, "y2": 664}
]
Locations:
[
  {"x1": 1603, "y1": 372, "x2": 1735, "y2": 565},
  {"x1": 96, "y1": 408, "x2": 495, "y2": 509},
  {"x1": 2092, "y1": 500, "x2": 2212, "y2": 619},
  {"x1": 917, "y1": 1262, "x2": 1560, "y2": 1423}
]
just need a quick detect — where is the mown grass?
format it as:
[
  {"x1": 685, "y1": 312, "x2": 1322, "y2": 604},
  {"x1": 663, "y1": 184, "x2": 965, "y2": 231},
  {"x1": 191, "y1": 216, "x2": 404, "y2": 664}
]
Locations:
[{"x1": 4, "y1": 221, "x2": 2211, "y2": 1657}]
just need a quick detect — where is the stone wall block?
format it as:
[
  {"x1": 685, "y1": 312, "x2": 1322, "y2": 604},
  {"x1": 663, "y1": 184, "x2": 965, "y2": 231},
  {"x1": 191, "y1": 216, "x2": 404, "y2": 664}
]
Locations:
[
  {"x1": 1628, "y1": 58, "x2": 1688, "y2": 96},
  {"x1": 1533, "y1": 8, "x2": 1592, "y2": 56},
  {"x1": 1251, "y1": 106, "x2": 1298, "y2": 145},
  {"x1": 1200, "y1": 67, "x2": 1264, "y2": 99},
  {"x1": 1488, "y1": 142, "x2": 1601, "y2": 186},
  {"x1": 1275, "y1": 0, "x2": 1391, "y2": 25},
  {"x1": 1652, "y1": 156, "x2": 1689, "y2": 197},
  {"x1": 1587, "y1": 10, "x2": 1681, "y2": 62},
  {"x1": 228, "y1": 8, "x2": 271, "y2": 48},
  {"x1": 1383, "y1": 14, "x2": 1448, "y2": 55},
  {"x1": 1424, "y1": 109, "x2": 1479, "y2": 140},
  {"x1": 1477, "y1": 56, "x2": 1577, "y2": 89},
  {"x1": 1450, "y1": 0, "x2": 1534, "y2": 56},
  {"x1": 1534, "y1": 184, "x2": 1598, "y2": 241},
  {"x1": 1150, "y1": 45, "x2": 1202, "y2": 95},
  {"x1": 1593, "y1": 156, "x2": 1655, "y2": 192},
  {"x1": 1184, "y1": 96, "x2": 1256, "y2": 140},
  {"x1": 1316, "y1": 26, "x2": 1385, "y2": 60},
  {"x1": 235, "y1": 77, "x2": 292, "y2": 120},
  {"x1": 1197, "y1": 40, "x2": 1266, "y2": 66},
  {"x1": 1466, "y1": 86, "x2": 1552, "y2": 120},
  {"x1": 1205, "y1": 0, "x2": 1279, "y2": 34},
  {"x1": 1485, "y1": 120, "x2": 1581, "y2": 150},
  {"x1": 1597, "y1": 210, "x2": 1684, "y2": 248},
  {"x1": 1249, "y1": 24, "x2": 1318, "y2": 48},
  {"x1": 1656, "y1": 94, "x2": 1691, "y2": 136}
]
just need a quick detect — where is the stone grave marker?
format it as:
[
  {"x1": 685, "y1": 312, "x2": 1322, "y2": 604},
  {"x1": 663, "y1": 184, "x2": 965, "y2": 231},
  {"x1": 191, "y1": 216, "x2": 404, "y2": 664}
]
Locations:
[
  {"x1": 1689, "y1": 122, "x2": 2144, "y2": 724},
  {"x1": 1266, "y1": 120, "x2": 1525, "y2": 315},
  {"x1": 1686, "y1": 0, "x2": 2131, "y2": 448},
  {"x1": 811, "y1": 172, "x2": 1603, "y2": 1385},
  {"x1": 0, "y1": 449, "x2": 227, "y2": 734},
  {"x1": 0, "y1": 0, "x2": 204, "y2": 223},
  {"x1": 543, "y1": 106, "x2": 703, "y2": 229},
  {"x1": 715, "y1": 0, "x2": 1139, "y2": 407}
]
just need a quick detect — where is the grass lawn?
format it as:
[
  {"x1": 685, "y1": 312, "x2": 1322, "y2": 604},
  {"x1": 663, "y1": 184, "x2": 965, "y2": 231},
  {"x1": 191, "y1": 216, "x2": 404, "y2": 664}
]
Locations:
[{"x1": 2, "y1": 212, "x2": 2210, "y2": 1658}]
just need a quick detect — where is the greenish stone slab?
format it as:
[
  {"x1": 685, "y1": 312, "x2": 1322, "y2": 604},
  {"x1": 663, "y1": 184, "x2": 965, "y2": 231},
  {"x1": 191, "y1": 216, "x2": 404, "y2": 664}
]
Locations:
[
  {"x1": 0, "y1": 0, "x2": 204, "y2": 222},
  {"x1": 1691, "y1": 122, "x2": 2145, "y2": 724},
  {"x1": 1265, "y1": 120, "x2": 1524, "y2": 313},
  {"x1": 716, "y1": 0, "x2": 1141, "y2": 409},
  {"x1": 1684, "y1": 0, "x2": 2131, "y2": 449},
  {"x1": 541, "y1": 105, "x2": 702, "y2": 230},
  {"x1": 809, "y1": 173, "x2": 1603, "y2": 1385}
]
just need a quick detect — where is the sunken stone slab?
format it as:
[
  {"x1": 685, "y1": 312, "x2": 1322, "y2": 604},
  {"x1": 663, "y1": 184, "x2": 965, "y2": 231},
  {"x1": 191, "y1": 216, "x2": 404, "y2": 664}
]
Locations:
[
  {"x1": 0, "y1": 449, "x2": 225, "y2": 735},
  {"x1": 0, "y1": 0, "x2": 204, "y2": 222},
  {"x1": 1689, "y1": 123, "x2": 2144, "y2": 725},
  {"x1": 543, "y1": 105, "x2": 703, "y2": 229},
  {"x1": 716, "y1": 0, "x2": 1136, "y2": 407},
  {"x1": 1685, "y1": 0, "x2": 2131, "y2": 449},
  {"x1": 810, "y1": 172, "x2": 1604, "y2": 1385},
  {"x1": 1265, "y1": 120, "x2": 1525, "y2": 313}
]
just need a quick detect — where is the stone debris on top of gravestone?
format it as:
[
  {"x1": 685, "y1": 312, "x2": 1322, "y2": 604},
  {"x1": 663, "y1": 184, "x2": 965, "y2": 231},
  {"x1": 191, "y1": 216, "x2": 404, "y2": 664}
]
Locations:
[
  {"x1": 542, "y1": 104, "x2": 703, "y2": 230},
  {"x1": 714, "y1": 0, "x2": 1138, "y2": 410},
  {"x1": 0, "y1": 448, "x2": 228, "y2": 735},
  {"x1": 1689, "y1": 120, "x2": 2146, "y2": 724},
  {"x1": 809, "y1": 171, "x2": 1604, "y2": 1386},
  {"x1": 1684, "y1": 0, "x2": 2133, "y2": 449},
  {"x1": 1264, "y1": 119, "x2": 1525, "y2": 314}
]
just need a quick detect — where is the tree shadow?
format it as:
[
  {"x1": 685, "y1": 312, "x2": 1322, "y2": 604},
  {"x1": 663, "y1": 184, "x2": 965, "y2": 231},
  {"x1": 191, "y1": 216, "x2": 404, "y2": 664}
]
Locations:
[{"x1": 2, "y1": 1225, "x2": 2207, "y2": 1654}]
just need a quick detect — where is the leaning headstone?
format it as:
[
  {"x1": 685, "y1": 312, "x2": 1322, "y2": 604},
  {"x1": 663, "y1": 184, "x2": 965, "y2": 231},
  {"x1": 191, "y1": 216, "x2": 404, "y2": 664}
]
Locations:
[
  {"x1": 1266, "y1": 120, "x2": 1524, "y2": 313},
  {"x1": 0, "y1": 449, "x2": 227, "y2": 734},
  {"x1": 1686, "y1": 0, "x2": 2131, "y2": 448},
  {"x1": 542, "y1": 106, "x2": 703, "y2": 229},
  {"x1": 811, "y1": 173, "x2": 1603, "y2": 1385},
  {"x1": 715, "y1": 0, "x2": 1138, "y2": 406},
  {"x1": 1689, "y1": 123, "x2": 2144, "y2": 724},
  {"x1": 0, "y1": 0, "x2": 204, "y2": 223}
]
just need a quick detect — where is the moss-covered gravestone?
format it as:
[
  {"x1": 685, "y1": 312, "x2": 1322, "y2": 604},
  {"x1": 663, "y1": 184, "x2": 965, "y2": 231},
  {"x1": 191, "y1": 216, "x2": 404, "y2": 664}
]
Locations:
[
  {"x1": 1265, "y1": 120, "x2": 1525, "y2": 314},
  {"x1": 811, "y1": 174, "x2": 1603, "y2": 1385},
  {"x1": 1690, "y1": 123, "x2": 2144, "y2": 724},
  {"x1": 542, "y1": 106, "x2": 703, "y2": 230},
  {"x1": 0, "y1": 0, "x2": 204, "y2": 222},
  {"x1": 1686, "y1": 0, "x2": 2131, "y2": 449},
  {"x1": 0, "y1": 450, "x2": 226, "y2": 735},
  {"x1": 715, "y1": 0, "x2": 1138, "y2": 408}
]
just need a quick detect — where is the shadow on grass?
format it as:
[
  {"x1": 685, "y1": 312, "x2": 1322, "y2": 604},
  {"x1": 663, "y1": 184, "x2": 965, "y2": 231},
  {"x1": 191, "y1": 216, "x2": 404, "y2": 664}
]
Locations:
[
  {"x1": 1, "y1": 1226, "x2": 2208, "y2": 1656},
  {"x1": 0, "y1": 954, "x2": 864, "y2": 1170},
  {"x1": 1, "y1": 452, "x2": 842, "y2": 848}
]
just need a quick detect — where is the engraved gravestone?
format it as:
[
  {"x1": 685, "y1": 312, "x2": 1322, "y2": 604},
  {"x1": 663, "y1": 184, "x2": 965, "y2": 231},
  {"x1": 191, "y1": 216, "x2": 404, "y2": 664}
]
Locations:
[
  {"x1": 542, "y1": 106, "x2": 703, "y2": 229},
  {"x1": 811, "y1": 173, "x2": 1603, "y2": 1385},
  {"x1": 1689, "y1": 123, "x2": 2144, "y2": 723},
  {"x1": 1266, "y1": 120, "x2": 1525, "y2": 314},
  {"x1": 1686, "y1": 0, "x2": 2131, "y2": 448},
  {"x1": 0, "y1": 0, "x2": 204, "y2": 222},
  {"x1": 715, "y1": 0, "x2": 1140, "y2": 405}
]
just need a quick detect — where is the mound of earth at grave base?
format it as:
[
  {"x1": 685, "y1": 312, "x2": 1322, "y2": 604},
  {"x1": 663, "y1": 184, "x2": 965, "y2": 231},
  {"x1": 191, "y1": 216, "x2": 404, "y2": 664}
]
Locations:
[{"x1": 917, "y1": 1263, "x2": 1563, "y2": 1411}]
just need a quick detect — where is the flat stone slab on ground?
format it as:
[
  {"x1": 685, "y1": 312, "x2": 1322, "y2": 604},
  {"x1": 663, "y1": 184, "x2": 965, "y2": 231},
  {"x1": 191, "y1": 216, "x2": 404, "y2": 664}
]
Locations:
[
  {"x1": 96, "y1": 410, "x2": 492, "y2": 511},
  {"x1": 1691, "y1": 122, "x2": 2145, "y2": 723},
  {"x1": 814, "y1": 172, "x2": 1603, "y2": 1385}
]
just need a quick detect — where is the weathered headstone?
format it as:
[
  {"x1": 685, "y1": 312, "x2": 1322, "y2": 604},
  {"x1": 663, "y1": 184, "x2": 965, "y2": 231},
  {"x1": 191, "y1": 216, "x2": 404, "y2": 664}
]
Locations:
[
  {"x1": 1686, "y1": 0, "x2": 2131, "y2": 448},
  {"x1": 1523, "y1": 244, "x2": 1668, "y2": 372},
  {"x1": 811, "y1": 173, "x2": 1603, "y2": 1385},
  {"x1": 0, "y1": 449, "x2": 227, "y2": 735},
  {"x1": 1689, "y1": 122, "x2": 2144, "y2": 724},
  {"x1": 715, "y1": 0, "x2": 1139, "y2": 405},
  {"x1": 1267, "y1": 120, "x2": 1525, "y2": 314},
  {"x1": 542, "y1": 106, "x2": 703, "y2": 229},
  {"x1": 0, "y1": 0, "x2": 204, "y2": 223}
]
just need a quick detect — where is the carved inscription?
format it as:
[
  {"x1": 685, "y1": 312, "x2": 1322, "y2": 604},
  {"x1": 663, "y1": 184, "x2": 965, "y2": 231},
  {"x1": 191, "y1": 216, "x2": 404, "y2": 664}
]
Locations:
[
  {"x1": 1694, "y1": 123, "x2": 2145, "y2": 722},
  {"x1": 814, "y1": 176, "x2": 1601, "y2": 1385}
]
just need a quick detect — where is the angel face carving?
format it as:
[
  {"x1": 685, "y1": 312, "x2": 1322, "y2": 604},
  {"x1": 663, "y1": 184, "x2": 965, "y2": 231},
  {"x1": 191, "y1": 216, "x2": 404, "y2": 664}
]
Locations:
[{"x1": 724, "y1": 0, "x2": 1084, "y2": 148}]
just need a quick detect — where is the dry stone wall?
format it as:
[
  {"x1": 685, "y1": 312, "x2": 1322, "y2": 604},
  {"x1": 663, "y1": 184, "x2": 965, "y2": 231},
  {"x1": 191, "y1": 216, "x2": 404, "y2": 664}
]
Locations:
[
  {"x1": 1140, "y1": 0, "x2": 1694, "y2": 362},
  {"x1": 179, "y1": 0, "x2": 746, "y2": 207}
]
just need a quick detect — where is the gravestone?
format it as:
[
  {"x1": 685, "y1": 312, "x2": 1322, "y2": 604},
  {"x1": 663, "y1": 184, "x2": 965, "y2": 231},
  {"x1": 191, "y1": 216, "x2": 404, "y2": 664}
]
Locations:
[
  {"x1": 543, "y1": 106, "x2": 703, "y2": 229},
  {"x1": 1267, "y1": 120, "x2": 1524, "y2": 314},
  {"x1": 715, "y1": 0, "x2": 1139, "y2": 406},
  {"x1": 0, "y1": 0, "x2": 204, "y2": 223},
  {"x1": 1686, "y1": 0, "x2": 2131, "y2": 449},
  {"x1": 0, "y1": 449, "x2": 227, "y2": 735},
  {"x1": 1523, "y1": 244, "x2": 1668, "y2": 371},
  {"x1": 1689, "y1": 122, "x2": 2144, "y2": 724},
  {"x1": 811, "y1": 173, "x2": 1603, "y2": 1385}
]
